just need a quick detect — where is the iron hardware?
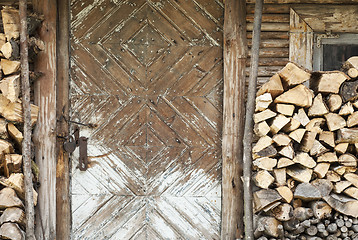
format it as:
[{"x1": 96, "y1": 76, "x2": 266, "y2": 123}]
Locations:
[{"x1": 79, "y1": 137, "x2": 88, "y2": 171}]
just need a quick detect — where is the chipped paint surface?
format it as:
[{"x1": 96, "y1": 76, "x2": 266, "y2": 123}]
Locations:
[{"x1": 70, "y1": 0, "x2": 223, "y2": 239}]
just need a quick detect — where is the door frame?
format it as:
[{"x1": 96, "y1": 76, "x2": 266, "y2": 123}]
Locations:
[{"x1": 35, "y1": 0, "x2": 247, "y2": 239}]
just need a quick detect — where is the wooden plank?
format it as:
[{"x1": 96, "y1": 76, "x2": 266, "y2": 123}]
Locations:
[
  {"x1": 56, "y1": 0, "x2": 71, "y2": 239},
  {"x1": 246, "y1": 4, "x2": 290, "y2": 14},
  {"x1": 247, "y1": 22, "x2": 289, "y2": 31},
  {"x1": 222, "y1": 0, "x2": 246, "y2": 238},
  {"x1": 292, "y1": 5, "x2": 358, "y2": 33},
  {"x1": 247, "y1": 39, "x2": 289, "y2": 48},
  {"x1": 247, "y1": 31, "x2": 289, "y2": 39},
  {"x1": 247, "y1": 13, "x2": 289, "y2": 23},
  {"x1": 289, "y1": 8, "x2": 313, "y2": 70},
  {"x1": 32, "y1": 0, "x2": 57, "y2": 239}
]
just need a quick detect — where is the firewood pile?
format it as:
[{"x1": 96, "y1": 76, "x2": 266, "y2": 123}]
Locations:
[
  {"x1": 0, "y1": 6, "x2": 42, "y2": 240},
  {"x1": 253, "y1": 57, "x2": 358, "y2": 239}
]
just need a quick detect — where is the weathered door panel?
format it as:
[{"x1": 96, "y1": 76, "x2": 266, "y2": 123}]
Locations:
[{"x1": 70, "y1": 0, "x2": 223, "y2": 239}]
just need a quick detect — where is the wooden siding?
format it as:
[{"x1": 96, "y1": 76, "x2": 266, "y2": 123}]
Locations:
[{"x1": 246, "y1": 0, "x2": 358, "y2": 87}]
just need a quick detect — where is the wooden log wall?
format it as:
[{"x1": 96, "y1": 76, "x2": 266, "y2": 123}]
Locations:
[{"x1": 245, "y1": 0, "x2": 358, "y2": 88}]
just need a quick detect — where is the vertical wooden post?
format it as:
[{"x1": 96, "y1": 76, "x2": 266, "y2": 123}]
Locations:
[
  {"x1": 56, "y1": 0, "x2": 71, "y2": 239},
  {"x1": 221, "y1": 0, "x2": 247, "y2": 239},
  {"x1": 243, "y1": 0, "x2": 263, "y2": 239},
  {"x1": 19, "y1": 0, "x2": 35, "y2": 239},
  {"x1": 32, "y1": 0, "x2": 57, "y2": 239}
]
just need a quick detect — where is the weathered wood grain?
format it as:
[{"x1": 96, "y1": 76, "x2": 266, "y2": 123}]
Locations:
[
  {"x1": 289, "y1": 8, "x2": 313, "y2": 70},
  {"x1": 70, "y1": 0, "x2": 224, "y2": 239},
  {"x1": 32, "y1": 0, "x2": 57, "y2": 239},
  {"x1": 222, "y1": 0, "x2": 246, "y2": 239}
]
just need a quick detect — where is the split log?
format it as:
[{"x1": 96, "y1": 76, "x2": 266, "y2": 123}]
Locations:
[
  {"x1": 0, "y1": 173, "x2": 38, "y2": 206},
  {"x1": 0, "y1": 94, "x2": 38, "y2": 125},
  {"x1": 271, "y1": 203, "x2": 293, "y2": 221},
  {"x1": 325, "y1": 113, "x2": 346, "y2": 131},
  {"x1": 336, "y1": 128, "x2": 358, "y2": 144},
  {"x1": 334, "y1": 181, "x2": 352, "y2": 194},
  {"x1": 254, "y1": 121, "x2": 270, "y2": 137},
  {"x1": 257, "y1": 216, "x2": 283, "y2": 237},
  {"x1": 277, "y1": 157, "x2": 294, "y2": 168},
  {"x1": 276, "y1": 103, "x2": 294, "y2": 116},
  {"x1": 278, "y1": 144, "x2": 294, "y2": 159},
  {"x1": 327, "y1": 94, "x2": 343, "y2": 112},
  {"x1": 1, "y1": 7, "x2": 20, "y2": 40},
  {"x1": 306, "y1": 118, "x2": 325, "y2": 134},
  {"x1": 273, "y1": 168, "x2": 286, "y2": 186},
  {"x1": 282, "y1": 118, "x2": 300, "y2": 132},
  {"x1": 334, "y1": 165, "x2": 356, "y2": 176},
  {"x1": 254, "y1": 170, "x2": 275, "y2": 189},
  {"x1": 0, "y1": 222, "x2": 25, "y2": 240},
  {"x1": 274, "y1": 84, "x2": 313, "y2": 107},
  {"x1": 276, "y1": 186, "x2": 293, "y2": 203},
  {"x1": 253, "y1": 189, "x2": 282, "y2": 212},
  {"x1": 311, "y1": 71, "x2": 348, "y2": 94},
  {"x1": 310, "y1": 201, "x2": 332, "y2": 219},
  {"x1": 0, "y1": 118, "x2": 9, "y2": 139},
  {"x1": 1, "y1": 59, "x2": 20, "y2": 75},
  {"x1": 255, "y1": 92, "x2": 272, "y2": 111},
  {"x1": 293, "y1": 207, "x2": 313, "y2": 221},
  {"x1": 287, "y1": 165, "x2": 312, "y2": 183},
  {"x1": 294, "y1": 182, "x2": 322, "y2": 200},
  {"x1": 340, "y1": 80, "x2": 358, "y2": 102},
  {"x1": 311, "y1": 179, "x2": 333, "y2": 197},
  {"x1": 326, "y1": 170, "x2": 341, "y2": 182},
  {"x1": 339, "y1": 154, "x2": 358, "y2": 167},
  {"x1": 344, "y1": 187, "x2": 358, "y2": 200},
  {"x1": 252, "y1": 136, "x2": 273, "y2": 153},
  {"x1": 347, "y1": 112, "x2": 358, "y2": 127},
  {"x1": 257, "y1": 73, "x2": 284, "y2": 98},
  {"x1": 344, "y1": 173, "x2": 358, "y2": 188},
  {"x1": 301, "y1": 131, "x2": 317, "y2": 152},
  {"x1": 7, "y1": 123, "x2": 23, "y2": 146},
  {"x1": 293, "y1": 108, "x2": 310, "y2": 127},
  {"x1": 0, "y1": 207, "x2": 25, "y2": 227},
  {"x1": 335, "y1": 143, "x2": 349, "y2": 155},
  {"x1": 1, "y1": 39, "x2": 19, "y2": 60},
  {"x1": 0, "y1": 187, "x2": 23, "y2": 209},
  {"x1": 292, "y1": 152, "x2": 316, "y2": 168},
  {"x1": 317, "y1": 152, "x2": 338, "y2": 163},
  {"x1": 319, "y1": 131, "x2": 335, "y2": 148},
  {"x1": 253, "y1": 109, "x2": 277, "y2": 123},
  {"x1": 324, "y1": 194, "x2": 358, "y2": 218},
  {"x1": 0, "y1": 139, "x2": 14, "y2": 155},
  {"x1": 272, "y1": 133, "x2": 291, "y2": 146},
  {"x1": 0, "y1": 74, "x2": 21, "y2": 102},
  {"x1": 289, "y1": 128, "x2": 306, "y2": 143},
  {"x1": 278, "y1": 62, "x2": 311, "y2": 87},
  {"x1": 253, "y1": 157, "x2": 277, "y2": 171},
  {"x1": 339, "y1": 102, "x2": 354, "y2": 116},
  {"x1": 4, "y1": 154, "x2": 22, "y2": 176},
  {"x1": 308, "y1": 94, "x2": 329, "y2": 117},
  {"x1": 270, "y1": 114, "x2": 290, "y2": 134},
  {"x1": 0, "y1": 34, "x2": 6, "y2": 50},
  {"x1": 310, "y1": 140, "x2": 328, "y2": 156},
  {"x1": 314, "y1": 163, "x2": 330, "y2": 178},
  {"x1": 253, "y1": 145, "x2": 277, "y2": 159}
]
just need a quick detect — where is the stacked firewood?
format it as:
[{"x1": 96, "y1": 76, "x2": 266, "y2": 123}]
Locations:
[
  {"x1": 0, "y1": 6, "x2": 42, "y2": 240},
  {"x1": 253, "y1": 57, "x2": 358, "y2": 239}
]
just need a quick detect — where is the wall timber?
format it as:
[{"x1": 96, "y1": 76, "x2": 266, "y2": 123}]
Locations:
[{"x1": 246, "y1": 0, "x2": 358, "y2": 87}]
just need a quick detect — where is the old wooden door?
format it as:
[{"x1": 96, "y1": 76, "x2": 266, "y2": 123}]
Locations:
[{"x1": 70, "y1": 0, "x2": 223, "y2": 239}]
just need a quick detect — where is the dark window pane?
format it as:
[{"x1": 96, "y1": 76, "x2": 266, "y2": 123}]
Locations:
[{"x1": 323, "y1": 44, "x2": 358, "y2": 71}]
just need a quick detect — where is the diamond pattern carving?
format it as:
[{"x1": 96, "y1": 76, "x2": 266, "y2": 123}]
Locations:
[{"x1": 70, "y1": 0, "x2": 223, "y2": 239}]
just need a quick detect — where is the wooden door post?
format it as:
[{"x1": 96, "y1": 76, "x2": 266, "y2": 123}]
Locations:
[
  {"x1": 56, "y1": 0, "x2": 71, "y2": 239},
  {"x1": 32, "y1": 0, "x2": 57, "y2": 238},
  {"x1": 221, "y1": 0, "x2": 247, "y2": 239}
]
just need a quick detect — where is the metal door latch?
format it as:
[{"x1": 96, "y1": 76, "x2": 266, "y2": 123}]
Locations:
[{"x1": 63, "y1": 127, "x2": 88, "y2": 171}]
